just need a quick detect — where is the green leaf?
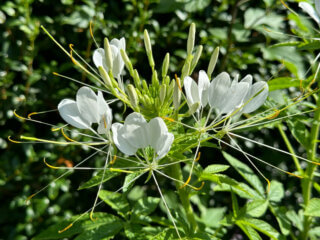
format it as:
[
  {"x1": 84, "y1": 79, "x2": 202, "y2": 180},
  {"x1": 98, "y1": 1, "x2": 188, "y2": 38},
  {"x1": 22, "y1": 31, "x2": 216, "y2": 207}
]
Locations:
[
  {"x1": 269, "y1": 206, "x2": 291, "y2": 235},
  {"x1": 183, "y1": 0, "x2": 211, "y2": 12},
  {"x1": 298, "y1": 41, "x2": 320, "y2": 50},
  {"x1": 99, "y1": 190, "x2": 129, "y2": 217},
  {"x1": 286, "y1": 210, "x2": 303, "y2": 231},
  {"x1": 78, "y1": 171, "x2": 120, "y2": 190},
  {"x1": 245, "y1": 199, "x2": 268, "y2": 218},
  {"x1": 231, "y1": 189, "x2": 240, "y2": 218},
  {"x1": 222, "y1": 152, "x2": 265, "y2": 196},
  {"x1": 237, "y1": 222, "x2": 262, "y2": 240},
  {"x1": 132, "y1": 196, "x2": 160, "y2": 216},
  {"x1": 305, "y1": 198, "x2": 320, "y2": 217},
  {"x1": 287, "y1": 119, "x2": 310, "y2": 149},
  {"x1": 268, "y1": 180, "x2": 284, "y2": 202},
  {"x1": 268, "y1": 77, "x2": 301, "y2": 91},
  {"x1": 74, "y1": 221, "x2": 123, "y2": 240},
  {"x1": 123, "y1": 171, "x2": 145, "y2": 192},
  {"x1": 203, "y1": 164, "x2": 230, "y2": 174},
  {"x1": 34, "y1": 212, "x2": 122, "y2": 240},
  {"x1": 239, "y1": 218, "x2": 280, "y2": 240},
  {"x1": 200, "y1": 207, "x2": 226, "y2": 228},
  {"x1": 214, "y1": 182, "x2": 262, "y2": 200}
]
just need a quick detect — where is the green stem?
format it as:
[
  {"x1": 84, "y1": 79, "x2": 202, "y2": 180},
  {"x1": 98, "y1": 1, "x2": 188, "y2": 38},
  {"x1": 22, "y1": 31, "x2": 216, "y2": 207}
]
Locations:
[
  {"x1": 301, "y1": 94, "x2": 320, "y2": 240},
  {"x1": 277, "y1": 124, "x2": 303, "y2": 174},
  {"x1": 167, "y1": 163, "x2": 198, "y2": 233}
]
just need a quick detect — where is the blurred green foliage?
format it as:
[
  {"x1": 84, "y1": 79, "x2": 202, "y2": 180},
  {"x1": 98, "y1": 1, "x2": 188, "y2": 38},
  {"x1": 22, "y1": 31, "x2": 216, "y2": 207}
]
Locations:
[{"x1": 1, "y1": 0, "x2": 320, "y2": 239}]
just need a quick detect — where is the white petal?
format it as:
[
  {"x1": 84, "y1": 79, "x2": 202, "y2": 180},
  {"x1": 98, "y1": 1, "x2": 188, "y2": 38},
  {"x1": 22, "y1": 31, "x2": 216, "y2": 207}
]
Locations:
[
  {"x1": 93, "y1": 48, "x2": 108, "y2": 71},
  {"x1": 148, "y1": 117, "x2": 168, "y2": 152},
  {"x1": 316, "y1": 0, "x2": 320, "y2": 16},
  {"x1": 156, "y1": 133, "x2": 174, "y2": 160},
  {"x1": 240, "y1": 74, "x2": 253, "y2": 85},
  {"x1": 242, "y1": 82, "x2": 268, "y2": 113},
  {"x1": 76, "y1": 87, "x2": 100, "y2": 124},
  {"x1": 97, "y1": 92, "x2": 112, "y2": 124},
  {"x1": 112, "y1": 123, "x2": 138, "y2": 155},
  {"x1": 58, "y1": 99, "x2": 90, "y2": 129},
  {"x1": 198, "y1": 70, "x2": 210, "y2": 107},
  {"x1": 184, "y1": 76, "x2": 200, "y2": 108},
  {"x1": 209, "y1": 72, "x2": 231, "y2": 112},
  {"x1": 221, "y1": 82, "x2": 249, "y2": 114},
  {"x1": 122, "y1": 113, "x2": 149, "y2": 149},
  {"x1": 299, "y1": 2, "x2": 320, "y2": 24}
]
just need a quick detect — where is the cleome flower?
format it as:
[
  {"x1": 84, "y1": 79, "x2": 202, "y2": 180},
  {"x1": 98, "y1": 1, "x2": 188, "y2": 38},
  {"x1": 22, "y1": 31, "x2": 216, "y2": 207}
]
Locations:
[
  {"x1": 183, "y1": 70, "x2": 210, "y2": 112},
  {"x1": 112, "y1": 112, "x2": 174, "y2": 160},
  {"x1": 93, "y1": 37, "x2": 126, "y2": 80},
  {"x1": 58, "y1": 86, "x2": 112, "y2": 134}
]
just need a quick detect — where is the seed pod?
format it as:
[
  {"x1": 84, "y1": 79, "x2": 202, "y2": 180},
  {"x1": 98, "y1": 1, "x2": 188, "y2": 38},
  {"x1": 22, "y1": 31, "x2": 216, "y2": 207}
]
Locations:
[{"x1": 120, "y1": 49, "x2": 134, "y2": 76}]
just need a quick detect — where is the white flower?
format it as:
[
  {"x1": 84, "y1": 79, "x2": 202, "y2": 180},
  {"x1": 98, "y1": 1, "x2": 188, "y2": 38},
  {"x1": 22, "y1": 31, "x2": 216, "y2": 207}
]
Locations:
[
  {"x1": 93, "y1": 38, "x2": 126, "y2": 79},
  {"x1": 184, "y1": 70, "x2": 210, "y2": 111},
  {"x1": 58, "y1": 86, "x2": 112, "y2": 134},
  {"x1": 112, "y1": 112, "x2": 174, "y2": 160},
  {"x1": 299, "y1": 1, "x2": 320, "y2": 24},
  {"x1": 208, "y1": 72, "x2": 250, "y2": 114},
  {"x1": 240, "y1": 76, "x2": 269, "y2": 113}
]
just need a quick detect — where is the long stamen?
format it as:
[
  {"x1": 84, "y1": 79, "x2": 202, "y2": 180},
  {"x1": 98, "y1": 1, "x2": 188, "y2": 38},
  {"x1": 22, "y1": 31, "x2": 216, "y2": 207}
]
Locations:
[
  {"x1": 154, "y1": 169, "x2": 204, "y2": 191},
  {"x1": 181, "y1": 134, "x2": 202, "y2": 189},
  {"x1": 27, "y1": 109, "x2": 57, "y2": 119},
  {"x1": 152, "y1": 172, "x2": 182, "y2": 239},
  {"x1": 229, "y1": 132, "x2": 320, "y2": 166},
  {"x1": 90, "y1": 148, "x2": 111, "y2": 221},
  {"x1": 25, "y1": 146, "x2": 107, "y2": 204},
  {"x1": 59, "y1": 171, "x2": 146, "y2": 233},
  {"x1": 52, "y1": 72, "x2": 110, "y2": 94},
  {"x1": 41, "y1": 26, "x2": 103, "y2": 85},
  {"x1": 89, "y1": 21, "x2": 99, "y2": 49}
]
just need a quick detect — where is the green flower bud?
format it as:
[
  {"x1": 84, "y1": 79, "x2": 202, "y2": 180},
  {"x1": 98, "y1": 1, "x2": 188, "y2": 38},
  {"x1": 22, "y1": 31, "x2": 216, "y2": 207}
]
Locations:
[
  {"x1": 207, "y1": 47, "x2": 220, "y2": 80},
  {"x1": 188, "y1": 102, "x2": 200, "y2": 115},
  {"x1": 142, "y1": 80, "x2": 149, "y2": 94},
  {"x1": 187, "y1": 23, "x2": 196, "y2": 55},
  {"x1": 144, "y1": 29, "x2": 155, "y2": 68},
  {"x1": 120, "y1": 49, "x2": 134, "y2": 76},
  {"x1": 162, "y1": 53, "x2": 170, "y2": 78},
  {"x1": 98, "y1": 66, "x2": 112, "y2": 88},
  {"x1": 104, "y1": 38, "x2": 113, "y2": 71},
  {"x1": 190, "y1": 45, "x2": 203, "y2": 73},
  {"x1": 181, "y1": 61, "x2": 190, "y2": 85},
  {"x1": 127, "y1": 84, "x2": 139, "y2": 110},
  {"x1": 133, "y1": 69, "x2": 141, "y2": 89},
  {"x1": 152, "y1": 70, "x2": 159, "y2": 88},
  {"x1": 159, "y1": 84, "x2": 167, "y2": 105}
]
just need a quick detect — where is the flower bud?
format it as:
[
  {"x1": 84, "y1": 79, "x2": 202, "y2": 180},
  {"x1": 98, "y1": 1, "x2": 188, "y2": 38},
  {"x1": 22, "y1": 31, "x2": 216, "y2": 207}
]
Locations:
[
  {"x1": 162, "y1": 53, "x2": 170, "y2": 78},
  {"x1": 188, "y1": 102, "x2": 200, "y2": 115},
  {"x1": 120, "y1": 49, "x2": 134, "y2": 76},
  {"x1": 104, "y1": 38, "x2": 113, "y2": 71},
  {"x1": 152, "y1": 70, "x2": 159, "y2": 88},
  {"x1": 181, "y1": 61, "x2": 190, "y2": 85},
  {"x1": 173, "y1": 80, "x2": 181, "y2": 110},
  {"x1": 133, "y1": 69, "x2": 141, "y2": 89},
  {"x1": 190, "y1": 45, "x2": 203, "y2": 73},
  {"x1": 144, "y1": 29, "x2": 155, "y2": 68},
  {"x1": 127, "y1": 84, "x2": 139, "y2": 110},
  {"x1": 187, "y1": 23, "x2": 196, "y2": 55},
  {"x1": 159, "y1": 84, "x2": 166, "y2": 105},
  {"x1": 98, "y1": 66, "x2": 112, "y2": 88},
  {"x1": 207, "y1": 47, "x2": 219, "y2": 80}
]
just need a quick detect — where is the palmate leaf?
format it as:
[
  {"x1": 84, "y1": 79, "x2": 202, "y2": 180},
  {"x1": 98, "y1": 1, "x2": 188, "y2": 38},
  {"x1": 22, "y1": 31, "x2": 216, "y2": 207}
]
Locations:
[
  {"x1": 244, "y1": 199, "x2": 268, "y2": 218},
  {"x1": 214, "y1": 181, "x2": 262, "y2": 200},
  {"x1": 269, "y1": 206, "x2": 291, "y2": 235},
  {"x1": 237, "y1": 222, "x2": 262, "y2": 240},
  {"x1": 268, "y1": 180, "x2": 284, "y2": 203},
  {"x1": 305, "y1": 198, "x2": 320, "y2": 217},
  {"x1": 98, "y1": 190, "x2": 130, "y2": 218},
  {"x1": 132, "y1": 196, "x2": 160, "y2": 216},
  {"x1": 238, "y1": 218, "x2": 281, "y2": 240},
  {"x1": 222, "y1": 152, "x2": 265, "y2": 196},
  {"x1": 33, "y1": 212, "x2": 123, "y2": 240}
]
